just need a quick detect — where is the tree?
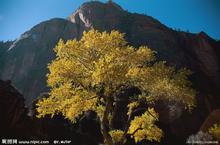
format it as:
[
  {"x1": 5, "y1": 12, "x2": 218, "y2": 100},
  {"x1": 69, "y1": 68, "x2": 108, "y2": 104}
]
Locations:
[{"x1": 36, "y1": 29, "x2": 196, "y2": 145}]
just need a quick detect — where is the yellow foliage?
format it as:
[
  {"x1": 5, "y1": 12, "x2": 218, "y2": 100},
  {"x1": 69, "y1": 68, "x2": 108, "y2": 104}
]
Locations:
[
  {"x1": 127, "y1": 101, "x2": 139, "y2": 116},
  {"x1": 36, "y1": 29, "x2": 196, "y2": 144},
  {"x1": 109, "y1": 130, "x2": 124, "y2": 143},
  {"x1": 37, "y1": 83, "x2": 98, "y2": 123},
  {"x1": 128, "y1": 108, "x2": 163, "y2": 142},
  {"x1": 209, "y1": 124, "x2": 220, "y2": 140},
  {"x1": 126, "y1": 62, "x2": 196, "y2": 110}
]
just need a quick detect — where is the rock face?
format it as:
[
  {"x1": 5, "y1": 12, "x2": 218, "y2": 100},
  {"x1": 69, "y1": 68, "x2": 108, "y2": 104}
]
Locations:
[
  {"x1": 0, "y1": 1, "x2": 220, "y2": 144},
  {"x1": 0, "y1": 80, "x2": 31, "y2": 137},
  {"x1": 0, "y1": 19, "x2": 78, "y2": 106},
  {"x1": 0, "y1": 41, "x2": 13, "y2": 71}
]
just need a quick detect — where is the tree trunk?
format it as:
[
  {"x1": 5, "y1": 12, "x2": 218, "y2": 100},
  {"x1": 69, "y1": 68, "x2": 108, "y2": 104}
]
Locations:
[{"x1": 101, "y1": 97, "x2": 114, "y2": 145}]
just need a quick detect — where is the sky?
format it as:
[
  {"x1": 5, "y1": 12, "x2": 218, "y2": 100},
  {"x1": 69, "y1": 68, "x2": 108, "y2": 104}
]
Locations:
[{"x1": 0, "y1": 0, "x2": 220, "y2": 41}]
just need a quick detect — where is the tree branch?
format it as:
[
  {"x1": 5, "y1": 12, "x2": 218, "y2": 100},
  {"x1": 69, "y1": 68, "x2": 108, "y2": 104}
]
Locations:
[{"x1": 130, "y1": 127, "x2": 142, "y2": 136}]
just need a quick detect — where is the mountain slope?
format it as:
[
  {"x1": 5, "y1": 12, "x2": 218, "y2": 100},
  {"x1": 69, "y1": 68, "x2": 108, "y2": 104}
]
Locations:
[
  {"x1": 0, "y1": 41, "x2": 13, "y2": 71},
  {"x1": 0, "y1": 18, "x2": 78, "y2": 106},
  {"x1": 1, "y1": 1, "x2": 219, "y2": 107}
]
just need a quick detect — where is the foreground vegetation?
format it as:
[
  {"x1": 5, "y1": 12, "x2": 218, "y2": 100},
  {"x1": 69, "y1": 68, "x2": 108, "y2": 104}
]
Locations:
[{"x1": 37, "y1": 29, "x2": 196, "y2": 145}]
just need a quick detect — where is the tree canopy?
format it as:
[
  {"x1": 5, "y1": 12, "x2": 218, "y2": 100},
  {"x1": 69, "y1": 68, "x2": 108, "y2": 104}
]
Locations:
[{"x1": 36, "y1": 29, "x2": 196, "y2": 145}]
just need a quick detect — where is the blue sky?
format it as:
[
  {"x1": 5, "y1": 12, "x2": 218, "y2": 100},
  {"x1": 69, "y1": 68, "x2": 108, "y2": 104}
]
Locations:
[{"x1": 0, "y1": 0, "x2": 220, "y2": 41}]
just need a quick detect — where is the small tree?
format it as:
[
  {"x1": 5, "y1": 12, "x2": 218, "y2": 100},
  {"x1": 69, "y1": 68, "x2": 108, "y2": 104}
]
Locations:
[{"x1": 37, "y1": 29, "x2": 196, "y2": 145}]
